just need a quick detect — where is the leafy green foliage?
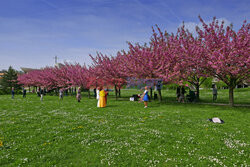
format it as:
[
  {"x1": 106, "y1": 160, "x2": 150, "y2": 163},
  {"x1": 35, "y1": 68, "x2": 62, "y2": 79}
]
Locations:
[
  {"x1": 201, "y1": 77, "x2": 213, "y2": 88},
  {"x1": 0, "y1": 66, "x2": 21, "y2": 94}
]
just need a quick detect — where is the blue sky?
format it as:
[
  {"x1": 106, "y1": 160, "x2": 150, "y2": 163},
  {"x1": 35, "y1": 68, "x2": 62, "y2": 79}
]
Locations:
[{"x1": 0, "y1": 0, "x2": 249, "y2": 70}]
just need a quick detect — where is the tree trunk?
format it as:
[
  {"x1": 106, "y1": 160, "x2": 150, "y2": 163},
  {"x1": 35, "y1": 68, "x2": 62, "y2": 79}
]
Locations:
[
  {"x1": 158, "y1": 89, "x2": 162, "y2": 102},
  {"x1": 114, "y1": 85, "x2": 118, "y2": 100},
  {"x1": 69, "y1": 88, "x2": 72, "y2": 96},
  {"x1": 118, "y1": 88, "x2": 121, "y2": 98},
  {"x1": 195, "y1": 84, "x2": 200, "y2": 101},
  {"x1": 88, "y1": 89, "x2": 90, "y2": 98},
  {"x1": 229, "y1": 86, "x2": 234, "y2": 107}
]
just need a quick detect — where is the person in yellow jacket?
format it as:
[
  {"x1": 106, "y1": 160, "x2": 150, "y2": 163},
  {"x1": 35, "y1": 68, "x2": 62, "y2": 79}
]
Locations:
[{"x1": 99, "y1": 87, "x2": 106, "y2": 108}]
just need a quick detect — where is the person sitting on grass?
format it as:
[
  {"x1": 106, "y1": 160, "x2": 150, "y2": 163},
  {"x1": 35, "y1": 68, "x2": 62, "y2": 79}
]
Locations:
[{"x1": 141, "y1": 86, "x2": 149, "y2": 108}]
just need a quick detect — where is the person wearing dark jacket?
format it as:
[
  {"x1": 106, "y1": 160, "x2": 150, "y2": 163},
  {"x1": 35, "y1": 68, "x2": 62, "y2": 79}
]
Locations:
[
  {"x1": 11, "y1": 87, "x2": 15, "y2": 99},
  {"x1": 23, "y1": 88, "x2": 26, "y2": 98}
]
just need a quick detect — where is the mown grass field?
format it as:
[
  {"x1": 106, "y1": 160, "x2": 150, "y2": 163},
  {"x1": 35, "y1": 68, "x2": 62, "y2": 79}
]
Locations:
[{"x1": 0, "y1": 88, "x2": 249, "y2": 166}]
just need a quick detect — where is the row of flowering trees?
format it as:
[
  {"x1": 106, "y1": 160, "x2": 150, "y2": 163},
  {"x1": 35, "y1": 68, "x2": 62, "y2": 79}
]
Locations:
[{"x1": 18, "y1": 17, "x2": 249, "y2": 106}]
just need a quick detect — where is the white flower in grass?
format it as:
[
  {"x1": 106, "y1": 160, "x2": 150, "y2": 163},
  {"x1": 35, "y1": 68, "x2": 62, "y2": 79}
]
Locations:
[{"x1": 23, "y1": 158, "x2": 28, "y2": 162}]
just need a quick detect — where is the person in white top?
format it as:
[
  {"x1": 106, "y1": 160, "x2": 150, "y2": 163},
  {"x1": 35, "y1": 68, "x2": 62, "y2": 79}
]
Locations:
[
  {"x1": 96, "y1": 87, "x2": 100, "y2": 107},
  {"x1": 59, "y1": 88, "x2": 63, "y2": 100}
]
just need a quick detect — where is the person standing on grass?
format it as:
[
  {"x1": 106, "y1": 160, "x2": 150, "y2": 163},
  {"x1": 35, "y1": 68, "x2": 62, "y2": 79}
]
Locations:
[
  {"x1": 105, "y1": 87, "x2": 109, "y2": 104},
  {"x1": 176, "y1": 86, "x2": 181, "y2": 101},
  {"x1": 11, "y1": 87, "x2": 15, "y2": 99},
  {"x1": 40, "y1": 88, "x2": 44, "y2": 101},
  {"x1": 76, "y1": 87, "x2": 81, "y2": 102},
  {"x1": 37, "y1": 87, "x2": 40, "y2": 97},
  {"x1": 99, "y1": 87, "x2": 106, "y2": 108},
  {"x1": 212, "y1": 85, "x2": 218, "y2": 102},
  {"x1": 178, "y1": 86, "x2": 186, "y2": 103},
  {"x1": 153, "y1": 84, "x2": 158, "y2": 100},
  {"x1": 96, "y1": 87, "x2": 100, "y2": 107},
  {"x1": 22, "y1": 87, "x2": 26, "y2": 98},
  {"x1": 59, "y1": 88, "x2": 63, "y2": 100},
  {"x1": 93, "y1": 88, "x2": 97, "y2": 98},
  {"x1": 141, "y1": 86, "x2": 149, "y2": 108}
]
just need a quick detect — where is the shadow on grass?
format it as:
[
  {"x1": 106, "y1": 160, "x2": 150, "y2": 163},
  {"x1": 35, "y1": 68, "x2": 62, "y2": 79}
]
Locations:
[{"x1": 106, "y1": 104, "x2": 119, "y2": 108}]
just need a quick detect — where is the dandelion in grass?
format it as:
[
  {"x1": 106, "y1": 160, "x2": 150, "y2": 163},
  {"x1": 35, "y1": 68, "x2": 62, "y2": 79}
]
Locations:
[
  {"x1": 0, "y1": 140, "x2": 3, "y2": 147},
  {"x1": 42, "y1": 142, "x2": 51, "y2": 146}
]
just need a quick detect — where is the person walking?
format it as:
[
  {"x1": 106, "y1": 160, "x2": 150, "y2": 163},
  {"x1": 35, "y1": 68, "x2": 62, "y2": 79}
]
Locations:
[{"x1": 141, "y1": 86, "x2": 149, "y2": 108}]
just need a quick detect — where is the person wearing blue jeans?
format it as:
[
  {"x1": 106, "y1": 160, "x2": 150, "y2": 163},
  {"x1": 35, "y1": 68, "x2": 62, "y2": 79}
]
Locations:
[{"x1": 11, "y1": 87, "x2": 14, "y2": 99}]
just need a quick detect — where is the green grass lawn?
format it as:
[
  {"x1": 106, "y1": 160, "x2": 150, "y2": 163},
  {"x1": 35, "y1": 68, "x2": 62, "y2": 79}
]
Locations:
[{"x1": 0, "y1": 88, "x2": 249, "y2": 166}]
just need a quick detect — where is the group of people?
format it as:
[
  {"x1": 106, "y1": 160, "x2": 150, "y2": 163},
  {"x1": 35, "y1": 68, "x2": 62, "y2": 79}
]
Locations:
[
  {"x1": 131, "y1": 86, "x2": 150, "y2": 108},
  {"x1": 96, "y1": 87, "x2": 108, "y2": 108},
  {"x1": 75, "y1": 86, "x2": 109, "y2": 108},
  {"x1": 129, "y1": 86, "x2": 149, "y2": 107},
  {"x1": 176, "y1": 86, "x2": 198, "y2": 103},
  {"x1": 11, "y1": 87, "x2": 27, "y2": 99},
  {"x1": 10, "y1": 84, "x2": 218, "y2": 107},
  {"x1": 176, "y1": 84, "x2": 218, "y2": 103},
  {"x1": 35, "y1": 87, "x2": 45, "y2": 101}
]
